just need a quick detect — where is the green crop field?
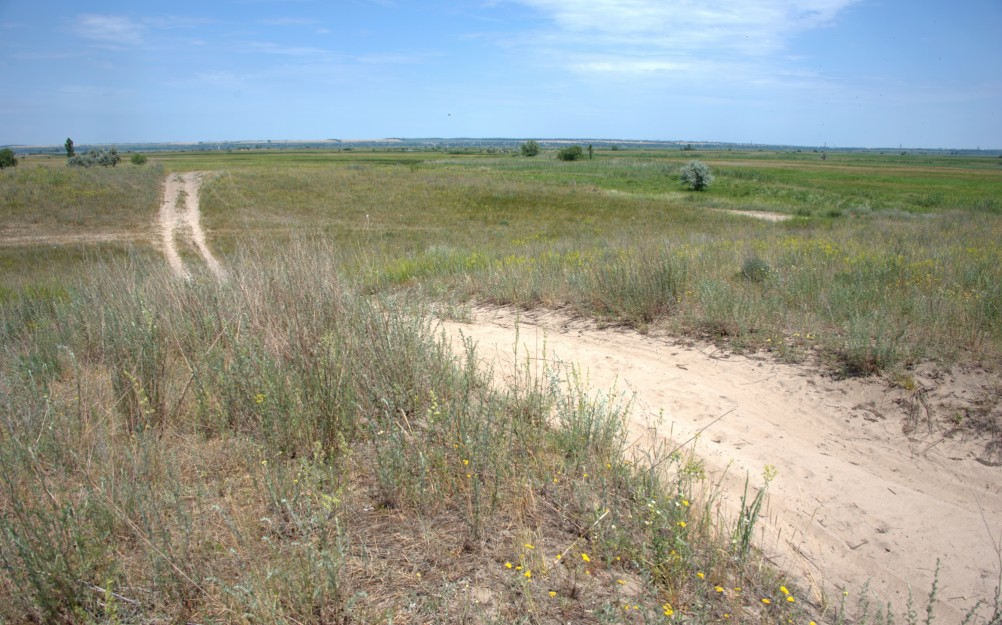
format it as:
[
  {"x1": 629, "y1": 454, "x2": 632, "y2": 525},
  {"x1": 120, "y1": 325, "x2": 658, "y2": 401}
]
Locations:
[{"x1": 1, "y1": 148, "x2": 1000, "y2": 623}]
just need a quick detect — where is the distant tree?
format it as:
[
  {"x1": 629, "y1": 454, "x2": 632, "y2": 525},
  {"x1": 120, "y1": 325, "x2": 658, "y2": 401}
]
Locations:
[
  {"x1": 65, "y1": 138, "x2": 75, "y2": 158},
  {"x1": 557, "y1": 145, "x2": 584, "y2": 161},
  {"x1": 679, "y1": 160, "x2": 714, "y2": 191},
  {"x1": 130, "y1": 153, "x2": 148, "y2": 165},
  {"x1": 587, "y1": 144, "x2": 593, "y2": 159},
  {"x1": 0, "y1": 148, "x2": 17, "y2": 169},
  {"x1": 520, "y1": 140, "x2": 540, "y2": 157}
]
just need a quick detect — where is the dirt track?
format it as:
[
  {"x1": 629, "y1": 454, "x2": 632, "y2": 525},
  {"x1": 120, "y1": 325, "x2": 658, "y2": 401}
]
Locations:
[
  {"x1": 158, "y1": 171, "x2": 226, "y2": 281},
  {"x1": 441, "y1": 307, "x2": 1002, "y2": 621}
]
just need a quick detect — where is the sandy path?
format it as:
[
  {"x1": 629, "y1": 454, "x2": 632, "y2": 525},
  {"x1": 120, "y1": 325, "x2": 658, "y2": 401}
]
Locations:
[
  {"x1": 440, "y1": 307, "x2": 1002, "y2": 621},
  {"x1": 158, "y1": 172, "x2": 226, "y2": 281},
  {"x1": 724, "y1": 209, "x2": 792, "y2": 222}
]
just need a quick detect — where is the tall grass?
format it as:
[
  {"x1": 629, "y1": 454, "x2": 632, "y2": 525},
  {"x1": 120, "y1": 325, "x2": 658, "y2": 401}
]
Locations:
[
  {"x1": 0, "y1": 240, "x2": 817, "y2": 623},
  {"x1": 3, "y1": 152, "x2": 1000, "y2": 622},
  {"x1": 193, "y1": 159, "x2": 1002, "y2": 374}
]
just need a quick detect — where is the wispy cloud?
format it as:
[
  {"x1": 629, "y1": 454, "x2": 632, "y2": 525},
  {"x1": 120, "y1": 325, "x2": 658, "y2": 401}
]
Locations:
[
  {"x1": 245, "y1": 41, "x2": 340, "y2": 58},
  {"x1": 243, "y1": 41, "x2": 437, "y2": 66},
  {"x1": 74, "y1": 14, "x2": 145, "y2": 46},
  {"x1": 503, "y1": 0, "x2": 861, "y2": 87},
  {"x1": 512, "y1": 0, "x2": 859, "y2": 53},
  {"x1": 72, "y1": 13, "x2": 212, "y2": 48}
]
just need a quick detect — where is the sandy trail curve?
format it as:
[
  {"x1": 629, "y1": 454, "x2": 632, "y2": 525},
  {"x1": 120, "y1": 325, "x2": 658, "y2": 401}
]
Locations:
[
  {"x1": 440, "y1": 307, "x2": 1002, "y2": 621},
  {"x1": 158, "y1": 172, "x2": 226, "y2": 281}
]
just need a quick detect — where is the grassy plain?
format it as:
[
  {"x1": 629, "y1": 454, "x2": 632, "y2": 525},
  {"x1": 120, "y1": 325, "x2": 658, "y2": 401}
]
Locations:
[
  {"x1": 1, "y1": 148, "x2": 1000, "y2": 623},
  {"x1": 176, "y1": 148, "x2": 1001, "y2": 375}
]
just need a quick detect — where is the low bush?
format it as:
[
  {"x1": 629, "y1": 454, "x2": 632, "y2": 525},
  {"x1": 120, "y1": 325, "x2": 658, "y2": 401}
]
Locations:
[
  {"x1": 680, "y1": 160, "x2": 714, "y2": 191},
  {"x1": 68, "y1": 148, "x2": 121, "y2": 168},
  {"x1": 557, "y1": 145, "x2": 584, "y2": 161}
]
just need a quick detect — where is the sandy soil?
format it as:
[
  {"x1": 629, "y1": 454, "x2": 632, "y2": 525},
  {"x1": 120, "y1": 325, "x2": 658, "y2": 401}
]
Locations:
[
  {"x1": 440, "y1": 307, "x2": 1002, "y2": 621},
  {"x1": 724, "y1": 209, "x2": 792, "y2": 222},
  {"x1": 157, "y1": 172, "x2": 227, "y2": 281}
]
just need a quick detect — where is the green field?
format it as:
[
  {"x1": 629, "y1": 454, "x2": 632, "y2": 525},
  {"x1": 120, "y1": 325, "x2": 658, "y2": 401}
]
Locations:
[
  {"x1": 1, "y1": 148, "x2": 1000, "y2": 623},
  {"x1": 170, "y1": 148, "x2": 1001, "y2": 374}
]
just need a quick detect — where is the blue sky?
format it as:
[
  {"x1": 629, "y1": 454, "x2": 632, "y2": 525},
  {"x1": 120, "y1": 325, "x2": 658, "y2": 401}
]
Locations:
[{"x1": 1, "y1": 1, "x2": 999, "y2": 148}]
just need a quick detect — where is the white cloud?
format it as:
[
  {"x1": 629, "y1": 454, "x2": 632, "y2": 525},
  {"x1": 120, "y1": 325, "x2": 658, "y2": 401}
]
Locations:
[
  {"x1": 245, "y1": 41, "x2": 340, "y2": 58},
  {"x1": 72, "y1": 14, "x2": 211, "y2": 49},
  {"x1": 512, "y1": 0, "x2": 859, "y2": 51},
  {"x1": 75, "y1": 14, "x2": 145, "y2": 46}
]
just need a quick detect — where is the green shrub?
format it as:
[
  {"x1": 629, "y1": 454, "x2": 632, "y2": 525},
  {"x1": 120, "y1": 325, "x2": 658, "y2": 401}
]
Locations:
[
  {"x1": 0, "y1": 148, "x2": 17, "y2": 169},
  {"x1": 740, "y1": 256, "x2": 771, "y2": 282},
  {"x1": 556, "y1": 145, "x2": 584, "y2": 161},
  {"x1": 68, "y1": 148, "x2": 120, "y2": 168},
  {"x1": 519, "y1": 140, "x2": 540, "y2": 157},
  {"x1": 679, "y1": 160, "x2": 714, "y2": 191},
  {"x1": 130, "y1": 153, "x2": 148, "y2": 165}
]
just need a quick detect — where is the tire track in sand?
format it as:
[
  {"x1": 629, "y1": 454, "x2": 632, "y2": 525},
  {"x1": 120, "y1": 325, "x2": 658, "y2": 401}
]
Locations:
[
  {"x1": 441, "y1": 307, "x2": 1002, "y2": 623},
  {"x1": 158, "y1": 172, "x2": 226, "y2": 281}
]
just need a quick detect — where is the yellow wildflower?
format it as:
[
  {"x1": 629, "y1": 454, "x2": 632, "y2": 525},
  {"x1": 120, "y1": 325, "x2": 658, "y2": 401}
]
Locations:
[
  {"x1": 762, "y1": 598, "x2": 772, "y2": 605},
  {"x1": 696, "y1": 571, "x2": 705, "y2": 579},
  {"x1": 505, "y1": 561, "x2": 512, "y2": 569},
  {"x1": 780, "y1": 586, "x2": 789, "y2": 596},
  {"x1": 581, "y1": 553, "x2": 590, "y2": 563},
  {"x1": 524, "y1": 570, "x2": 532, "y2": 579},
  {"x1": 787, "y1": 596, "x2": 795, "y2": 603},
  {"x1": 549, "y1": 591, "x2": 556, "y2": 597}
]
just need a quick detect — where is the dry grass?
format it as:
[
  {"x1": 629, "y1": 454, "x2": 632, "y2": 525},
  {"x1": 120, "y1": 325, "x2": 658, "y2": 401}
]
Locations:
[{"x1": 2, "y1": 150, "x2": 1000, "y2": 623}]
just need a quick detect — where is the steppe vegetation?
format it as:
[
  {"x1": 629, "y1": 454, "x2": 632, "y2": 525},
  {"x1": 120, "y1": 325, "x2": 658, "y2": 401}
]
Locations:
[{"x1": 1, "y1": 147, "x2": 1000, "y2": 623}]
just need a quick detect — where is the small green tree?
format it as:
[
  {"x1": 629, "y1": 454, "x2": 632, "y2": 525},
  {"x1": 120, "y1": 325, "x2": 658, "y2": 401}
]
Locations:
[
  {"x1": 520, "y1": 140, "x2": 540, "y2": 157},
  {"x1": 679, "y1": 160, "x2": 714, "y2": 191},
  {"x1": 587, "y1": 144, "x2": 593, "y2": 159},
  {"x1": 130, "y1": 153, "x2": 148, "y2": 165},
  {"x1": 557, "y1": 145, "x2": 584, "y2": 161},
  {"x1": 0, "y1": 148, "x2": 17, "y2": 169},
  {"x1": 65, "y1": 138, "x2": 75, "y2": 158}
]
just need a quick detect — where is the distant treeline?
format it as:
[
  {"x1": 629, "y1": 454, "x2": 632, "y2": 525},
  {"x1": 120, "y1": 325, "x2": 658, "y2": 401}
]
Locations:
[{"x1": 4, "y1": 138, "x2": 1000, "y2": 157}]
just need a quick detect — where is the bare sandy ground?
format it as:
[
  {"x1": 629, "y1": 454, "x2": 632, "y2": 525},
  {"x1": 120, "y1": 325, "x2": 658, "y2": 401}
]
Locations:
[
  {"x1": 158, "y1": 172, "x2": 227, "y2": 281},
  {"x1": 440, "y1": 307, "x2": 1002, "y2": 621},
  {"x1": 724, "y1": 209, "x2": 792, "y2": 222}
]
